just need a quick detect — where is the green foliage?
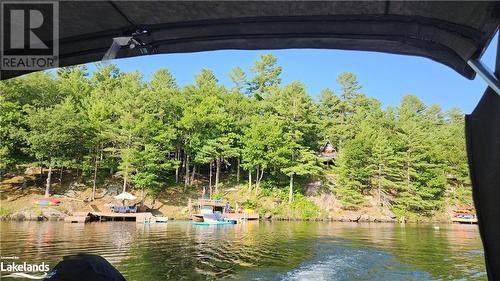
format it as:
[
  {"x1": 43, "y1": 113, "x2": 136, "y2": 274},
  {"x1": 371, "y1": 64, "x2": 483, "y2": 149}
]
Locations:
[
  {"x1": 25, "y1": 97, "x2": 85, "y2": 167},
  {"x1": 0, "y1": 96, "x2": 26, "y2": 172},
  {"x1": 0, "y1": 207, "x2": 12, "y2": 217},
  {"x1": 291, "y1": 194, "x2": 320, "y2": 219},
  {"x1": 241, "y1": 199, "x2": 258, "y2": 210},
  {"x1": 211, "y1": 191, "x2": 224, "y2": 200},
  {"x1": 241, "y1": 114, "x2": 288, "y2": 172},
  {"x1": 0, "y1": 58, "x2": 471, "y2": 217},
  {"x1": 248, "y1": 54, "x2": 282, "y2": 99},
  {"x1": 273, "y1": 193, "x2": 320, "y2": 219}
]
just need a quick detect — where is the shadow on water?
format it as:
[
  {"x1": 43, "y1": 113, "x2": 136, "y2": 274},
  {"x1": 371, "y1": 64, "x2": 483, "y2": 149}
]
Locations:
[{"x1": 0, "y1": 221, "x2": 486, "y2": 281}]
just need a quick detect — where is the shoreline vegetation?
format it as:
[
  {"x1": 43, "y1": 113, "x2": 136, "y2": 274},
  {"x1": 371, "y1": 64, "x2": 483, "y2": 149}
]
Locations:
[{"x1": 0, "y1": 55, "x2": 473, "y2": 223}]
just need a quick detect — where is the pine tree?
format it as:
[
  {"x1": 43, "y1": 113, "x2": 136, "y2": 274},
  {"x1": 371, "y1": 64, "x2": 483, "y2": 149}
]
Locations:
[{"x1": 248, "y1": 54, "x2": 282, "y2": 99}]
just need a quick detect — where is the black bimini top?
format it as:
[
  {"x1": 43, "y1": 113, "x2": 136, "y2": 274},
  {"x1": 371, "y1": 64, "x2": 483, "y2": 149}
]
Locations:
[{"x1": 0, "y1": 1, "x2": 498, "y2": 80}]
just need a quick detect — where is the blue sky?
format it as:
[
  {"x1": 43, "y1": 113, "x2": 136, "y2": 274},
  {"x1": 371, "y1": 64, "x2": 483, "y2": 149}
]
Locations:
[{"x1": 88, "y1": 34, "x2": 497, "y2": 114}]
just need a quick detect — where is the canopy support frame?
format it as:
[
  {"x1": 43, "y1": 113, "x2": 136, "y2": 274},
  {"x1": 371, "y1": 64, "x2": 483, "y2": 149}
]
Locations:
[{"x1": 467, "y1": 59, "x2": 500, "y2": 96}]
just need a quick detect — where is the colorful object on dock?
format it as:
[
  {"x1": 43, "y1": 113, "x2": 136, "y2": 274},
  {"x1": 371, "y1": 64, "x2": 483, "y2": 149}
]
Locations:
[
  {"x1": 452, "y1": 208, "x2": 478, "y2": 224},
  {"x1": 34, "y1": 197, "x2": 60, "y2": 206}
]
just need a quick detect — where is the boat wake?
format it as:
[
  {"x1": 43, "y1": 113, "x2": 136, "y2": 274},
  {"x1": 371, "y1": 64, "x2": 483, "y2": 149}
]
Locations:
[
  {"x1": 281, "y1": 246, "x2": 428, "y2": 281},
  {"x1": 233, "y1": 240, "x2": 430, "y2": 281}
]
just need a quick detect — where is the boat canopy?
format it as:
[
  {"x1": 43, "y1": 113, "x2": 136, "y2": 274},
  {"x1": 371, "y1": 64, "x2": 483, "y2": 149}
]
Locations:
[{"x1": 0, "y1": 1, "x2": 498, "y2": 80}]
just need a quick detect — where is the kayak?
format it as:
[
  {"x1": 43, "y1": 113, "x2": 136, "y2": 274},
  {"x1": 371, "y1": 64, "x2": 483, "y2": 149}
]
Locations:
[{"x1": 34, "y1": 198, "x2": 61, "y2": 206}]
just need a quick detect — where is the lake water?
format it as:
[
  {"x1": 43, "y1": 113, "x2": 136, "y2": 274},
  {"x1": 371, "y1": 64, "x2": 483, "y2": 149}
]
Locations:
[{"x1": 0, "y1": 221, "x2": 486, "y2": 281}]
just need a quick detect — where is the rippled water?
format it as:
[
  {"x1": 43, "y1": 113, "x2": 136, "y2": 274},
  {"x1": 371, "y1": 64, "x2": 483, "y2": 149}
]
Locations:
[{"x1": 0, "y1": 221, "x2": 486, "y2": 280}]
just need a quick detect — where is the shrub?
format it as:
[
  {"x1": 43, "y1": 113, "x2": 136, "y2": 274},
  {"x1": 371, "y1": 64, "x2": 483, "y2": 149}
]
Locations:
[
  {"x1": 0, "y1": 207, "x2": 11, "y2": 217},
  {"x1": 211, "y1": 191, "x2": 224, "y2": 200},
  {"x1": 291, "y1": 194, "x2": 320, "y2": 219},
  {"x1": 334, "y1": 186, "x2": 364, "y2": 210}
]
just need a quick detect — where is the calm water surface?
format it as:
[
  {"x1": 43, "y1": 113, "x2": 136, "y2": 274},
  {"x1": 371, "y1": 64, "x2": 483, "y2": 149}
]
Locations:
[{"x1": 0, "y1": 221, "x2": 486, "y2": 281}]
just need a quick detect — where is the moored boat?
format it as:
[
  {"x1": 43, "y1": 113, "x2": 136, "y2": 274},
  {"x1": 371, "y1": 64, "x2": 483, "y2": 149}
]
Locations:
[{"x1": 452, "y1": 208, "x2": 478, "y2": 224}]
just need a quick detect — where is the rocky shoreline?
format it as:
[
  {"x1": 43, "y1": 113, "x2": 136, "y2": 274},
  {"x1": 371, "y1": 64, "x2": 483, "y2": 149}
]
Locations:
[
  {"x1": 0, "y1": 208, "x2": 69, "y2": 222},
  {"x1": 1, "y1": 209, "x2": 450, "y2": 223}
]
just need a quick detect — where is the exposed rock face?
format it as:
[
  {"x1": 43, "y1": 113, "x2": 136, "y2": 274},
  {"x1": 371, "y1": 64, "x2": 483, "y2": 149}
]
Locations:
[
  {"x1": 5, "y1": 208, "x2": 67, "y2": 221},
  {"x1": 41, "y1": 208, "x2": 67, "y2": 221},
  {"x1": 68, "y1": 182, "x2": 86, "y2": 190},
  {"x1": 10, "y1": 212, "x2": 26, "y2": 221},
  {"x1": 383, "y1": 209, "x2": 397, "y2": 219},
  {"x1": 103, "y1": 184, "x2": 121, "y2": 196},
  {"x1": 304, "y1": 181, "x2": 322, "y2": 196},
  {"x1": 348, "y1": 214, "x2": 361, "y2": 222},
  {"x1": 64, "y1": 190, "x2": 77, "y2": 198},
  {"x1": 360, "y1": 214, "x2": 370, "y2": 222},
  {"x1": 264, "y1": 212, "x2": 272, "y2": 220},
  {"x1": 312, "y1": 193, "x2": 335, "y2": 211}
]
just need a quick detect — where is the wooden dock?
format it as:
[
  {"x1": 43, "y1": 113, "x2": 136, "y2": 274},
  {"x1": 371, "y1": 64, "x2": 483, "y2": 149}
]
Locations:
[
  {"x1": 64, "y1": 215, "x2": 90, "y2": 223},
  {"x1": 91, "y1": 211, "x2": 153, "y2": 223},
  {"x1": 224, "y1": 212, "x2": 259, "y2": 221},
  {"x1": 452, "y1": 217, "x2": 478, "y2": 224},
  {"x1": 65, "y1": 209, "x2": 170, "y2": 224},
  {"x1": 91, "y1": 212, "x2": 153, "y2": 223},
  {"x1": 64, "y1": 212, "x2": 91, "y2": 223}
]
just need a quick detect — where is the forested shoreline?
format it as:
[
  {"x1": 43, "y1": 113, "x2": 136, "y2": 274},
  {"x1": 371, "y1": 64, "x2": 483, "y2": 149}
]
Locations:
[{"x1": 0, "y1": 54, "x2": 472, "y2": 218}]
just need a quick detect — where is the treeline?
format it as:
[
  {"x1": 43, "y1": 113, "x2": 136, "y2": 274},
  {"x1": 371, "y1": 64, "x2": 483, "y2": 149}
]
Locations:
[{"x1": 0, "y1": 54, "x2": 471, "y2": 216}]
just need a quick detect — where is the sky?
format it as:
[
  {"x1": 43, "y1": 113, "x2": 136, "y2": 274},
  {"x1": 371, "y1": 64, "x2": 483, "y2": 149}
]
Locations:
[{"x1": 87, "y1": 34, "x2": 498, "y2": 114}]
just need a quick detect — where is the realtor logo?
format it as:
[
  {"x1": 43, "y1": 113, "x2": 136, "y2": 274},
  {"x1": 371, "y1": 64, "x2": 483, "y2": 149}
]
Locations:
[{"x1": 1, "y1": 1, "x2": 58, "y2": 72}]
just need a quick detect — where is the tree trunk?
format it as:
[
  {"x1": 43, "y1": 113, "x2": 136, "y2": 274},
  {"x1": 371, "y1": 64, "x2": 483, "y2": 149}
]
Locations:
[
  {"x1": 59, "y1": 166, "x2": 63, "y2": 183},
  {"x1": 123, "y1": 133, "x2": 131, "y2": 193},
  {"x1": 175, "y1": 147, "x2": 180, "y2": 183},
  {"x1": 236, "y1": 158, "x2": 240, "y2": 184},
  {"x1": 256, "y1": 166, "x2": 263, "y2": 194},
  {"x1": 208, "y1": 160, "x2": 213, "y2": 197},
  {"x1": 256, "y1": 166, "x2": 259, "y2": 188},
  {"x1": 184, "y1": 154, "x2": 190, "y2": 191},
  {"x1": 152, "y1": 195, "x2": 157, "y2": 209},
  {"x1": 288, "y1": 174, "x2": 294, "y2": 203},
  {"x1": 215, "y1": 157, "x2": 221, "y2": 193},
  {"x1": 248, "y1": 169, "x2": 252, "y2": 190},
  {"x1": 92, "y1": 153, "x2": 98, "y2": 201},
  {"x1": 191, "y1": 165, "x2": 196, "y2": 183},
  {"x1": 122, "y1": 164, "x2": 128, "y2": 193},
  {"x1": 141, "y1": 187, "x2": 145, "y2": 204},
  {"x1": 45, "y1": 162, "x2": 52, "y2": 197},
  {"x1": 175, "y1": 166, "x2": 179, "y2": 183}
]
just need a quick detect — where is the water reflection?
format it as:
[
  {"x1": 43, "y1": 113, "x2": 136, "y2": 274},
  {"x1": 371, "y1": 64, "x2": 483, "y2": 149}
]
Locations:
[{"x1": 0, "y1": 222, "x2": 485, "y2": 281}]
